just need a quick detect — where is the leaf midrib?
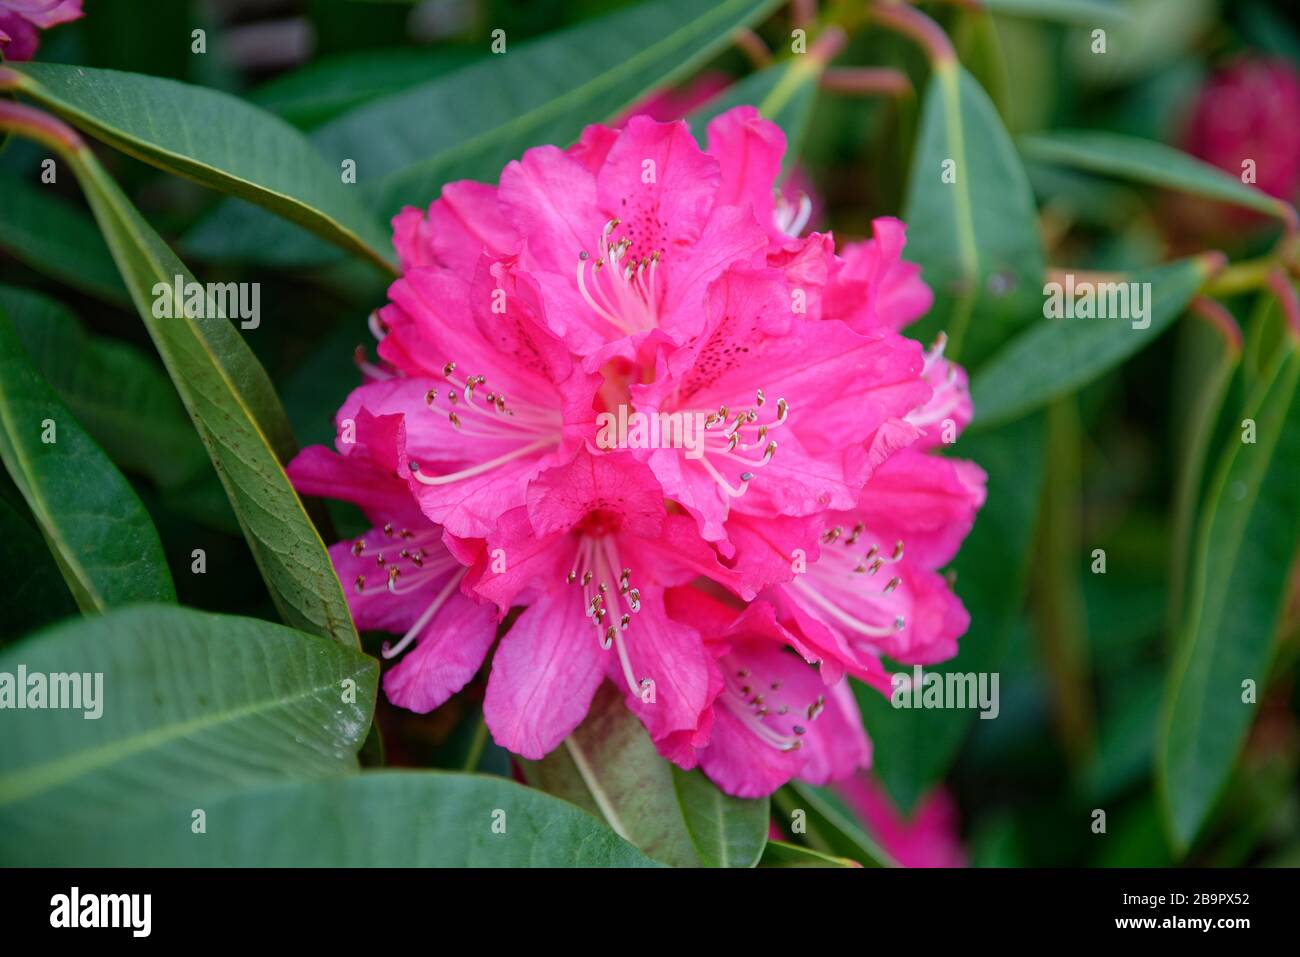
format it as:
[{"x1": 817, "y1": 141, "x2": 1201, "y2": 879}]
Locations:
[{"x1": 0, "y1": 667, "x2": 369, "y2": 806}]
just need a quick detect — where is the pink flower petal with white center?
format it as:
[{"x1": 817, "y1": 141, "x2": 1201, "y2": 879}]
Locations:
[
  {"x1": 688, "y1": 601, "x2": 870, "y2": 798},
  {"x1": 776, "y1": 508, "x2": 974, "y2": 669},
  {"x1": 333, "y1": 376, "x2": 567, "y2": 540},
  {"x1": 633, "y1": 267, "x2": 929, "y2": 537}
]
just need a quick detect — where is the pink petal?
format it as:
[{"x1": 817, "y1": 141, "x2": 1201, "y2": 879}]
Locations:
[
  {"x1": 483, "y1": 586, "x2": 607, "y2": 759},
  {"x1": 383, "y1": 586, "x2": 499, "y2": 713},
  {"x1": 706, "y1": 105, "x2": 787, "y2": 241},
  {"x1": 525, "y1": 448, "x2": 664, "y2": 539},
  {"x1": 596, "y1": 115, "x2": 721, "y2": 260}
]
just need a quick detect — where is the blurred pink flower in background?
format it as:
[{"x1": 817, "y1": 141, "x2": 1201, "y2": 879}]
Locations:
[
  {"x1": 839, "y1": 775, "x2": 967, "y2": 868},
  {"x1": 1182, "y1": 57, "x2": 1300, "y2": 204},
  {"x1": 1172, "y1": 56, "x2": 1300, "y2": 242},
  {"x1": 0, "y1": 0, "x2": 82, "y2": 61}
]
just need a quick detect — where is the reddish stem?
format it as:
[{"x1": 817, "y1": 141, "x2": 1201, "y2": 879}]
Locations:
[
  {"x1": 1188, "y1": 297, "x2": 1243, "y2": 353},
  {"x1": 871, "y1": 1, "x2": 956, "y2": 66},
  {"x1": 0, "y1": 98, "x2": 84, "y2": 154},
  {"x1": 822, "y1": 66, "x2": 913, "y2": 97}
]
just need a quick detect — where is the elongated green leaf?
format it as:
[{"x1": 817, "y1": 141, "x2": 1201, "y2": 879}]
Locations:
[
  {"x1": 1167, "y1": 313, "x2": 1241, "y2": 641},
  {"x1": 759, "y1": 840, "x2": 859, "y2": 868},
  {"x1": 978, "y1": 0, "x2": 1130, "y2": 25},
  {"x1": 772, "y1": 782, "x2": 895, "y2": 866},
  {"x1": 902, "y1": 61, "x2": 1045, "y2": 365},
  {"x1": 0, "y1": 308, "x2": 174, "y2": 611},
  {"x1": 8, "y1": 770, "x2": 659, "y2": 867},
  {"x1": 521, "y1": 684, "x2": 702, "y2": 867},
  {"x1": 0, "y1": 603, "x2": 378, "y2": 859},
  {"x1": 856, "y1": 412, "x2": 1047, "y2": 810},
  {"x1": 0, "y1": 284, "x2": 207, "y2": 489},
  {"x1": 0, "y1": 172, "x2": 127, "y2": 305},
  {"x1": 59, "y1": 146, "x2": 359, "y2": 646},
  {"x1": 1158, "y1": 336, "x2": 1300, "y2": 855},
  {"x1": 970, "y1": 256, "x2": 1212, "y2": 428},
  {"x1": 0, "y1": 495, "x2": 76, "y2": 645},
  {"x1": 671, "y1": 766, "x2": 769, "y2": 868},
  {"x1": 1020, "y1": 130, "x2": 1297, "y2": 227},
  {"x1": 250, "y1": 47, "x2": 482, "y2": 128},
  {"x1": 5, "y1": 62, "x2": 395, "y2": 272},
  {"x1": 187, "y1": 0, "x2": 783, "y2": 265}
]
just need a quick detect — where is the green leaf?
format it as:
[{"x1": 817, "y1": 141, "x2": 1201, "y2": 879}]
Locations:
[
  {"x1": 902, "y1": 61, "x2": 1045, "y2": 365},
  {"x1": 1167, "y1": 312, "x2": 1241, "y2": 642},
  {"x1": 61, "y1": 146, "x2": 360, "y2": 647},
  {"x1": 249, "y1": 47, "x2": 482, "y2": 128},
  {"x1": 1157, "y1": 336, "x2": 1300, "y2": 856},
  {"x1": 0, "y1": 307, "x2": 174, "y2": 611},
  {"x1": 520, "y1": 684, "x2": 703, "y2": 867},
  {"x1": 0, "y1": 172, "x2": 127, "y2": 305},
  {"x1": 771, "y1": 782, "x2": 896, "y2": 866},
  {"x1": 8, "y1": 770, "x2": 660, "y2": 867},
  {"x1": 856, "y1": 412, "x2": 1047, "y2": 810},
  {"x1": 671, "y1": 766, "x2": 769, "y2": 868},
  {"x1": 0, "y1": 604, "x2": 378, "y2": 860},
  {"x1": 970, "y1": 256, "x2": 1212, "y2": 429},
  {"x1": 1019, "y1": 130, "x2": 1297, "y2": 227},
  {"x1": 759, "y1": 840, "x2": 859, "y2": 868},
  {"x1": 0, "y1": 284, "x2": 207, "y2": 489},
  {"x1": 7, "y1": 62, "x2": 395, "y2": 273},
  {"x1": 0, "y1": 496, "x2": 76, "y2": 645},
  {"x1": 977, "y1": 0, "x2": 1131, "y2": 25},
  {"x1": 186, "y1": 0, "x2": 783, "y2": 265}
]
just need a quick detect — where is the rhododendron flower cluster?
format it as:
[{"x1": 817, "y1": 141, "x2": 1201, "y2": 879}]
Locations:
[{"x1": 289, "y1": 105, "x2": 986, "y2": 798}]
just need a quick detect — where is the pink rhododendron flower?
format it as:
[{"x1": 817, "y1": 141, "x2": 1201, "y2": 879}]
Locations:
[
  {"x1": 289, "y1": 103, "x2": 985, "y2": 798},
  {"x1": 0, "y1": 0, "x2": 82, "y2": 61},
  {"x1": 838, "y1": 775, "x2": 967, "y2": 868},
  {"x1": 1182, "y1": 57, "x2": 1300, "y2": 205}
]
